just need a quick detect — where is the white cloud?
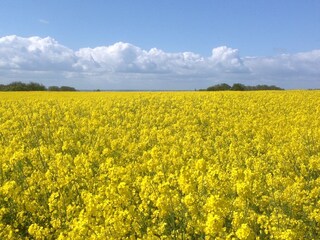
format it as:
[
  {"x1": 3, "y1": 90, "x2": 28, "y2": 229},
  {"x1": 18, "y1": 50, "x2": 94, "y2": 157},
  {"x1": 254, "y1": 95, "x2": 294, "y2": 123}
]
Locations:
[
  {"x1": 209, "y1": 46, "x2": 247, "y2": 72},
  {"x1": 243, "y1": 50, "x2": 320, "y2": 87},
  {"x1": 39, "y1": 19, "x2": 49, "y2": 24},
  {"x1": 0, "y1": 35, "x2": 319, "y2": 89},
  {"x1": 74, "y1": 43, "x2": 247, "y2": 75},
  {"x1": 74, "y1": 42, "x2": 143, "y2": 72},
  {"x1": 0, "y1": 35, "x2": 76, "y2": 71}
]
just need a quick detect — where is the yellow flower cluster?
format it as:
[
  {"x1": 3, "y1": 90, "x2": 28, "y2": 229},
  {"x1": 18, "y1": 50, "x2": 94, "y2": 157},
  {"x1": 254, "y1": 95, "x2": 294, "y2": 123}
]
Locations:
[{"x1": 0, "y1": 91, "x2": 319, "y2": 239}]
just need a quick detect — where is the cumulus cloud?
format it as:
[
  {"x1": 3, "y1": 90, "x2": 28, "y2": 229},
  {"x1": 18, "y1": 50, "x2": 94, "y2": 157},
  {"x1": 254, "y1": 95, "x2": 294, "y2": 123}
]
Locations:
[
  {"x1": 243, "y1": 50, "x2": 320, "y2": 87},
  {"x1": 245, "y1": 50, "x2": 320, "y2": 76},
  {"x1": 0, "y1": 35, "x2": 319, "y2": 89},
  {"x1": 74, "y1": 42, "x2": 143, "y2": 72},
  {"x1": 209, "y1": 46, "x2": 247, "y2": 72},
  {"x1": 0, "y1": 35, "x2": 76, "y2": 71},
  {"x1": 74, "y1": 43, "x2": 246, "y2": 75}
]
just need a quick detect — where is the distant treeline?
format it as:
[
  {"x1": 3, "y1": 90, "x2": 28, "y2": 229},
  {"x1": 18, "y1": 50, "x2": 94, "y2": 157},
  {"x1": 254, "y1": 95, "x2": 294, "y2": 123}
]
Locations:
[
  {"x1": 0, "y1": 81, "x2": 77, "y2": 91},
  {"x1": 200, "y1": 83, "x2": 284, "y2": 91}
]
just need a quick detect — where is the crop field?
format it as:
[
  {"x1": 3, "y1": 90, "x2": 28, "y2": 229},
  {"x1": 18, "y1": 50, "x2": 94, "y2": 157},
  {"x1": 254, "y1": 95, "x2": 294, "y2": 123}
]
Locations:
[{"x1": 0, "y1": 91, "x2": 320, "y2": 239}]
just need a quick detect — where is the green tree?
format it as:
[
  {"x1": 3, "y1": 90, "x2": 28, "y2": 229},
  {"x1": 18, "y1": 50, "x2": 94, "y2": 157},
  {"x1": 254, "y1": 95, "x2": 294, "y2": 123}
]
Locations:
[
  {"x1": 207, "y1": 83, "x2": 231, "y2": 91},
  {"x1": 59, "y1": 86, "x2": 77, "y2": 91},
  {"x1": 231, "y1": 83, "x2": 246, "y2": 91},
  {"x1": 27, "y1": 82, "x2": 46, "y2": 91},
  {"x1": 48, "y1": 86, "x2": 61, "y2": 91}
]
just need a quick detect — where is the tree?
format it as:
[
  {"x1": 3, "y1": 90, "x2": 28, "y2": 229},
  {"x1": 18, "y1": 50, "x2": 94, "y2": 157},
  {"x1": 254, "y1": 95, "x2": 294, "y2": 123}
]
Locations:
[
  {"x1": 0, "y1": 81, "x2": 77, "y2": 91},
  {"x1": 231, "y1": 83, "x2": 246, "y2": 91},
  {"x1": 202, "y1": 83, "x2": 284, "y2": 91},
  {"x1": 48, "y1": 86, "x2": 61, "y2": 91},
  {"x1": 6, "y1": 82, "x2": 28, "y2": 91},
  {"x1": 27, "y1": 82, "x2": 46, "y2": 91},
  {"x1": 207, "y1": 83, "x2": 231, "y2": 91},
  {"x1": 59, "y1": 86, "x2": 77, "y2": 91}
]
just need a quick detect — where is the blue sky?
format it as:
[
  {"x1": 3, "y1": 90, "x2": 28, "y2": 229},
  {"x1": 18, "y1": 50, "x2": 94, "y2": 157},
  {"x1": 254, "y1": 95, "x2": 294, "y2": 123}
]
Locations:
[{"x1": 0, "y1": 0, "x2": 319, "y2": 90}]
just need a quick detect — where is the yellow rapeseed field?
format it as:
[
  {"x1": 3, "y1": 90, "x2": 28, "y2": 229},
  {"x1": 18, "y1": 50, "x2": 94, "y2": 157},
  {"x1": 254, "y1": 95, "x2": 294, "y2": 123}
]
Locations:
[{"x1": 0, "y1": 91, "x2": 319, "y2": 239}]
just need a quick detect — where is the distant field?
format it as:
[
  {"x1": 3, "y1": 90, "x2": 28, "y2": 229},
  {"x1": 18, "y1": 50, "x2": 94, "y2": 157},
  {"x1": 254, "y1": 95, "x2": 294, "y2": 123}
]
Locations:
[{"x1": 0, "y1": 91, "x2": 319, "y2": 239}]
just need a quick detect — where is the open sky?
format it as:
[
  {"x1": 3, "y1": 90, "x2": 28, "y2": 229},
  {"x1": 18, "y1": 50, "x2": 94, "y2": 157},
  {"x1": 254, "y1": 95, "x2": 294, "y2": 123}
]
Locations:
[{"x1": 0, "y1": 0, "x2": 319, "y2": 90}]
